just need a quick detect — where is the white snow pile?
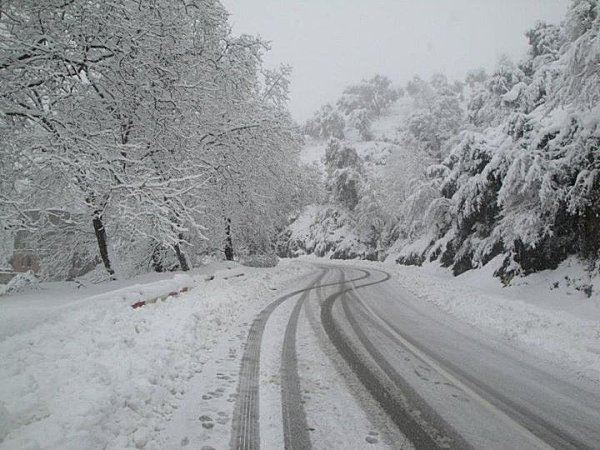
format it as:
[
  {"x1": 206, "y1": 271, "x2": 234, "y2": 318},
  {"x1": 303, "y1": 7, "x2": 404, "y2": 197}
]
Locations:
[
  {"x1": 4, "y1": 272, "x2": 40, "y2": 295},
  {"x1": 390, "y1": 257, "x2": 600, "y2": 382},
  {"x1": 0, "y1": 260, "x2": 310, "y2": 450}
]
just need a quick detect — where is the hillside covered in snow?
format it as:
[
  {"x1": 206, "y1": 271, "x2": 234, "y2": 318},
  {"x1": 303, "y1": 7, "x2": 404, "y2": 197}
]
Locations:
[{"x1": 279, "y1": 0, "x2": 600, "y2": 292}]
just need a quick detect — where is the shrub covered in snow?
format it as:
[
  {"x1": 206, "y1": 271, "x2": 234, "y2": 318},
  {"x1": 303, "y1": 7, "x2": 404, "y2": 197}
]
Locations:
[
  {"x1": 5, "y1": 272, "x2": 39, "y2": 294},
  {"x1": 238, "y1": 254, "x2": 279, "y2": 268}
]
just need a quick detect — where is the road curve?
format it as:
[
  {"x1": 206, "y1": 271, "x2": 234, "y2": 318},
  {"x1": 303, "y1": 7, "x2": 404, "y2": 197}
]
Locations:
[
  {"x1": 230, "y1": 263, "x2": 600, "y2": 449},
  {"x1": 319, "y1": 267, "x2": 468, "y2": 449},
  {"x1": 328, "y1": 265, "x2": 600, "y2": 449}
]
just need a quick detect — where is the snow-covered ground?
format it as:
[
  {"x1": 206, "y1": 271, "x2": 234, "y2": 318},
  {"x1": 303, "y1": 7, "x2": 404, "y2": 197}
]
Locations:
[
  {"x1": 2, "y1": 256, "x2": 599, "y2": 449},
  {"x1": 0, "y1": 260, "x2": 312, "y2": 450}
]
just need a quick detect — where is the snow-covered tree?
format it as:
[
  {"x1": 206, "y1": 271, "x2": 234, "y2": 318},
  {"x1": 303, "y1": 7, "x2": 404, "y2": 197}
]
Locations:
[
  {"x1": 337, "y1": 75, "x2": 401, "y2": 117},
  {"x1": 404, "y1": 74, "x2": 464, "y2": 161},
  {"x1": 323, "y1": 139, "x2": 366, "y2": 211},
  {"x1": 391, "y1": 0, "x2": 600, "y2": 283},
  {"x1": 304, "y1": 104, "x2": 346, "y2": 139},
  {"x1": 0, "y1": 0, "x2": 309, "y2": 279}
]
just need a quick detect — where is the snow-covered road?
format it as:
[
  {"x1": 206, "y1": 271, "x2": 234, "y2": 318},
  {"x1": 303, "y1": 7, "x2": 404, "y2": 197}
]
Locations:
[
  {"x1": 229, "y1": 263, "x2": 600, "y2": 449},
  {"x1": 229, "y1": 265, "x2": 407, "y2": 449},
  {"x1": 2, "y1": 260, "x2": 599, "y2": 449}
]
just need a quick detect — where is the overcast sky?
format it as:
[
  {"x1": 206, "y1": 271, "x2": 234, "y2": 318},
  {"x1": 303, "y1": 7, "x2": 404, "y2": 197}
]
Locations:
[{"x1": 220, "y1": 0, "x2": 569, "y2": 122}]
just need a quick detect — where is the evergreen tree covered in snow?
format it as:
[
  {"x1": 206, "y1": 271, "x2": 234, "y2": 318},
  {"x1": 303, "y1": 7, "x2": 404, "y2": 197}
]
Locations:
[{"x1": 394, "y1": 0, "x2": 600, "y2": 283}]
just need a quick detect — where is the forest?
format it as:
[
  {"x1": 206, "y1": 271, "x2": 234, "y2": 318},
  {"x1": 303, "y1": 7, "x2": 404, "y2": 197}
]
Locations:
[
  {"x1": 1, "y1": 0, "x2": 598, "y2": 286},
  {"x1": 0, "y1": 0, "x2": 308, "y2": 280},
  {"x1": 281, "y1": 0, "x2": 600, "y2": 286}
]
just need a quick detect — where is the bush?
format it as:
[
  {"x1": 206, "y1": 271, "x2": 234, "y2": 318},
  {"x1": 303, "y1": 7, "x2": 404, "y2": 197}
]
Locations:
[
  {"x1": 239, "y1": 254, "x2": 279, "y2": 268},
  {"x1": 5, "y1": 271, "x2": 40, "y2": 294}
]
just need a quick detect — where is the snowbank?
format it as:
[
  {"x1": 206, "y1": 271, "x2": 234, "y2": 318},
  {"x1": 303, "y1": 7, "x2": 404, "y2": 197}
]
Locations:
[{"x1": 0, "y1": 260, "x2": 311, "y2": 450}]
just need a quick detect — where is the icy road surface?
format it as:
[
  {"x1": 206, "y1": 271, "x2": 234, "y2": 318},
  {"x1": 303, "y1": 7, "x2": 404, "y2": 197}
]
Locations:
[{"x1": 228, "y1": 263, "x2": 600, "y2": 450}]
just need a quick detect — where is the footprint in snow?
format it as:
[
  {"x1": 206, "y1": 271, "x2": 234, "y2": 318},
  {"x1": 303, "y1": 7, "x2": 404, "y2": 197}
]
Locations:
[
  {"x1": 216, "y1": 416, "x2": 229, "y2": 425},
  {"x1": 199, "y1": 415, "x2": 215, "y2": 429}
]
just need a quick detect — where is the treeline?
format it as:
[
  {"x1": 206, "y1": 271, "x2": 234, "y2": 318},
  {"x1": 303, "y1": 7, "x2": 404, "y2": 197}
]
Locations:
[
  {"x1": 397, "y1": 0, "x2": 599, "y2": 281},
  {"x1": 284, "y1": 0, "x2": 600, "y2": 283},
  {"x1": 0, "y1": 1, "x2": 307, "y2": 279}
]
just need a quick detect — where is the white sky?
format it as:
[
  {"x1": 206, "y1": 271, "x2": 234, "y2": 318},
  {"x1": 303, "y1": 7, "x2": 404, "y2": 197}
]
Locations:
[{"x1": 220, "y1": 0, "x2": 569, "y2": 122}]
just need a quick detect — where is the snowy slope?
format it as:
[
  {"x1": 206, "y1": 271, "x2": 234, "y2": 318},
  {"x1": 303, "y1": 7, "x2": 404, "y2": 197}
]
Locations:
[
  {"x1": 300, "y1": 95, "x2": 415, "y2": 170},
  {"x1": 287, "y1": 93, "x2": 427, "y2": 261}
]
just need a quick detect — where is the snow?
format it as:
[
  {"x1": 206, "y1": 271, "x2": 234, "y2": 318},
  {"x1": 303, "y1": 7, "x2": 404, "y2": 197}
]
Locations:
[
  {"x1": 388, "y1": 258, "x2": 600, "y2": 383},
  {"x1": 258, "y1": 296, "x2": 292, "y2": 449},
  {"x1": 502, "y1": 81, "x2": 526, "y2": 103},
  {"x1": 0, "y1": 260, "x2": 312, "y2": 450},
  {"x1": 288, "y1": 205, "x2": 321, "y2": 238},
  {"x1": 297, "y1": 255, "x2": 600, "y2": 385},
  {"x1": 368, "y1": 96, "x2": 411, "y2": 142},
  {"x1": 3, "y1": 254, "x2": 599, "y2": 449},
  {"x1": 390, "y1": 235, "x2": 434, "y2": 262},
  {"x1": 353, "y1": 141, "x2": 392, "y2": 164},
  {"x1": 298, "y1": 284, "x2": 412, "y2": 449},
  {"x1": 300, "y1": 137, "x2": 327, "y2": 165},
  {"x1": 4, "y1": 272, "x2": 40, "y2": 295},
  {"x1": 0, "y1": 272, "x2": 193, "y2": 341}
]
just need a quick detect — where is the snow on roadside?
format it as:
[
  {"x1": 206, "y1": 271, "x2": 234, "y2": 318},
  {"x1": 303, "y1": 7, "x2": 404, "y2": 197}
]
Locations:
[
  {"x1": 0, "y1": 260, "x2": 312, "y2": 450},
  {"x1": 388, "y1": 258, "x2": 600, "y2": 384}
]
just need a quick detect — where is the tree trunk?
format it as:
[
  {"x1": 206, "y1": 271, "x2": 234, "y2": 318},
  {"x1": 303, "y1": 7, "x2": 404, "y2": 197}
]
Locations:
[
  {"x1": 580, "y1": 207, "x2": 600, "y2": 260},
  {"x1": 224, "y1": 217, "x2": 234, "y2": 261},
  {"x1": 174, "y1": 233, "x2": 190, "y2": 271},
  {"x1": 150, "y1": 244, "x2": 164, "y2": 272},
  {"x1": 92, "y1": 213, "x2": 115, "y2": 279}
]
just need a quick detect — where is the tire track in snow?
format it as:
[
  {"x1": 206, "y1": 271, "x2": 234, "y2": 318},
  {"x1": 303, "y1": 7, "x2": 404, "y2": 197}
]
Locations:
[
  {"x1": 230, "y1": 267, "x2": 368, "y2": 450},
  {"x1": 347, "y1": 279, "x2": 586, "y2": 449},
  {"x1": 320, "y1": 268, "x2": 454, "y2": 449},
  {"x1": 339, "y1": 287, "x2": 472, "y2": 449},
  {"x1": 300, "y1": 268, "x2": 410, "y2": 449},
  {"x1": 280, "y1": 270, "x2": 327, "y2": 450}
]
